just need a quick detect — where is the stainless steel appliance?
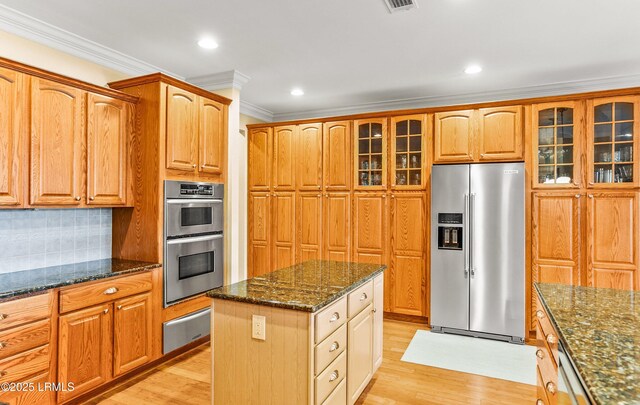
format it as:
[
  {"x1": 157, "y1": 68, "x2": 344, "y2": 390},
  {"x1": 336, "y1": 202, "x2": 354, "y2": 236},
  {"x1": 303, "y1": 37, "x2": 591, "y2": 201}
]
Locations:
[
  {"x1": 430, "y1": 163, "x2": 525, "y2": 343},
  {"x1": 162, "y1": 180, "x2": 223, "y2": 353},
  {"x1": 558, "y1": 341, "x2": 592, "y2": 404}
]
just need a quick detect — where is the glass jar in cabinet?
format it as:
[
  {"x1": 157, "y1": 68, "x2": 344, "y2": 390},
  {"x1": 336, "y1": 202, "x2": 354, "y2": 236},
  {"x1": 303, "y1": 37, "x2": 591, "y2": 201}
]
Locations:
[
  {"x1": 391, "y1": 114, "x2": 426, "y2": 189},
  {"x1": 587, "y1": 96, "x2": 640, "y2": 188},
  {"x1": 531, "y1": 101, "x2": 583, "y2": 189},
  {"x1": 354, "y1": 118, "x2": 387, "y2": 190}
]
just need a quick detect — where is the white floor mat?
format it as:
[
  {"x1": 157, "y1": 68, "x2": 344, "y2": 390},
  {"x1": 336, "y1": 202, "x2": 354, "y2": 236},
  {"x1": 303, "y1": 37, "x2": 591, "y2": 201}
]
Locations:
[{"x1": 401, "y1": 330, "x2": 536, "y2": 385}]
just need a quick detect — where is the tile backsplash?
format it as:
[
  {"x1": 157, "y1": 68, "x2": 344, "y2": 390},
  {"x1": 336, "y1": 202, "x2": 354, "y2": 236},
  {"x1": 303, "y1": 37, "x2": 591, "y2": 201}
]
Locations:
[{"x1": 0, "y1": 209, "x2": 112, "y2": 274}]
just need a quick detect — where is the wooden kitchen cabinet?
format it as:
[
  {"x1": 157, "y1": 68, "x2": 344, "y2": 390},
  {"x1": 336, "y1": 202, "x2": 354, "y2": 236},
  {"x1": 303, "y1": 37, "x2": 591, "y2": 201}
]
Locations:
[
  {"x1": 86, "y1": 93, "x2": 130, "y2": 206},
  {"x1": 477, "y1": 106, "x2": 523, "y2": 161},
  {"x1": 198, "y1": 97, "x2": 225, "y2": 175},
  {"x1": 248, "y1": 127, "x2": 272, "y2": 191},
  {"x1": 347, "y1": 303, "x2": 374, "y2": 404},
  {"x1": 0, "y1": 68, "x2": 25, "y2": 207},
  {"x1": 271, "y1": 192, "x2": 296, "y2": 270},
  {"x1": 58, "y1": 303, "x2": 112, "y2": 402},
  {"x1": 113, "y1": 293, "x2": 152, "y2": 377},
  {"x1": 30, "y1": 78, "x2": 84, "y2": 206},
  {"x1": 297, "y1": 123, "x2": 323, "y2": 191},
  {"x1": 272, "y1": 125, "x2": 297, "y2": 190},
  {"x1": 323, "y1": 192, "x2": 351, "y2": 262},
  {"x1": 586, "y1": 191, "x2": 639, "y2": 290},
  {"x1": 324, "y1": 121, "x2": 352, "y2": 190},
  {"x1": 354, "y1": 119, "x2": 387, "y2": 190},
  {"x1": 297, "y1": 192, "x2": 323, "y2": 262},
  {"x1": 389, "y1": 193, "x2": 427, "y2": 317},
  {"x1": 391, "y1": 114, "x2": 426, "y2": 189},
  {"x1": 433, "y1": 110, "x2": 475, "y2": 163},
  {"x1": 353, "y1": 193, "x2": 387, "y2": 267},
  {"x1": 248, "y1": 192, "x2": 271, "y2": 277},
  {"x1": 165, "y1": 85, "x2": 198, "y2": 172}
]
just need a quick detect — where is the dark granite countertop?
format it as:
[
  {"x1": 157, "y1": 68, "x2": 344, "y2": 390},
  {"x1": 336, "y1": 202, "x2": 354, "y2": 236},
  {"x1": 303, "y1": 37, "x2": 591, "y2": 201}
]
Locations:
[
  {"x1": 207, "y1": 260, "x2": 386, "y2": 312},
  {"x1": 0, "y1": 259, "x2": 161, "y2": 301},
  {"x1": 535, "y1": 283, "x2": 640, "y2": 405}
]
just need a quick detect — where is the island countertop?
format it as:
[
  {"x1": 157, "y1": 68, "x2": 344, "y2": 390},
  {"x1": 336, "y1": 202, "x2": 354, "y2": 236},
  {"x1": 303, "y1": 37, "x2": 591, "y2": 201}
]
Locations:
[
  {"x1": 207, "y1": 260, "x2": 386, "y2": 312},
  {"x1": 535, "y1": 283, "x2": 640, "y2": 405}
]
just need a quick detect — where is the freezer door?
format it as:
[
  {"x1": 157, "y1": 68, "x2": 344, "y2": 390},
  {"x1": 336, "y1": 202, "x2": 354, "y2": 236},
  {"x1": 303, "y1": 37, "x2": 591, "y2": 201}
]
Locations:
[
  {"x1": 430, "y1": 164, "x2": 469, "y2": 330},
  {"x1": 469, "y1": 163, "x2": 525, "y2": 339}
]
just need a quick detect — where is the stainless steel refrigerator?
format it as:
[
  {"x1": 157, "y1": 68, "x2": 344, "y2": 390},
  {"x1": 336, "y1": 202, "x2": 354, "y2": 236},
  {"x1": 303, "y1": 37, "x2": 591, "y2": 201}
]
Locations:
[{"x1": 430, "y1": 162, "x2": 525, "y2": 343}]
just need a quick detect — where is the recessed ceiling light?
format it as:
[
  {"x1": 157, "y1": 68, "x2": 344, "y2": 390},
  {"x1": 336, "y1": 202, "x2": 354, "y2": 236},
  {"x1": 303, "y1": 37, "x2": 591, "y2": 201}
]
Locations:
[
  {"x1": 291, "y1": 88, "x2": 304, "y2": 96},
  {"x1": 198, "y1": 38, "x2": 219, "y2": 50},
  {"x1": 464, "y1": 65, "x2": 482, "y2": 74}
]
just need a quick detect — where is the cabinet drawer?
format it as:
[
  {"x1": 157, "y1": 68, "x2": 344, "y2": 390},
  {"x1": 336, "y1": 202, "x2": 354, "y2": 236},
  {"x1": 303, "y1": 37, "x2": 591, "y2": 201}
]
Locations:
[
  {"x1": 0, "y1": 345, "x2": 49, "y2": 384},
  {"x1": 535, "y1": 340, "x2": 557, "y2": 392},
  {"x1": 322, "y1": 378, "x2": 346, "y2": 405},
  {"x1": 60, "y1": 271, "x2": 152, "y2": 313},
  {"x1": 315, "y1": 351, "x2": 346, "y2": 405},
  {"x1": 536, "y1": 365, "x2": 550, "y2": 405},
  {"x1": 0, "y1": 319, "x2": 50, "y2": 360},
  {"x1": 0, "y1": 372, "x2": 53, "y2": 405},
  {"x1": 347, "y1": 281, "x2": 373, "y2": 318},
  {"x1": 0, "y1": 293, "x2": 51, "y2": 331},
  {"x1": 315, "y1": 324, "x2": 347, "y2": 375},
  {"x1": 315, "y1": 297, "x2": 347, "y2": 343},
  {"x1": 536, "y1": 312, "x2": 559, "y2": 366}
]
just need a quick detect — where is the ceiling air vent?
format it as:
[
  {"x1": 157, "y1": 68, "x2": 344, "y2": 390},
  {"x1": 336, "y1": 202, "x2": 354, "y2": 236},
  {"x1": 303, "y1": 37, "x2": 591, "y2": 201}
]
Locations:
[{"x1": 384, "y1": 0, "x2": 418, "y2": 13}]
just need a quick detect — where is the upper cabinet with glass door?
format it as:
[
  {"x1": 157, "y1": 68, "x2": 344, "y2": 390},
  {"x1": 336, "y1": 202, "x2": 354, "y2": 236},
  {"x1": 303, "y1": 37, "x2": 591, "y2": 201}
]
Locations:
[
  {"x1": 354, "y1": 118, "x2": 387, "y2": 190},
  {"x1": 532, "y1": 101, "x2": 583, "y2": 189},
  {"x1": 587, "y1": 96, "x2": 640, "y2": 188},
  {"x1": 391, "y1": 114, "x2": 426, "y2": 189}
]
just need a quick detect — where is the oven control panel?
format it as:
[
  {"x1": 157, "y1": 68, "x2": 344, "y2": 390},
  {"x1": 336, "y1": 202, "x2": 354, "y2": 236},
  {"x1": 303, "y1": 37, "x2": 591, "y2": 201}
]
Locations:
[{"x1": 180, "y1": 183, "x2": 213, "y2": 196}]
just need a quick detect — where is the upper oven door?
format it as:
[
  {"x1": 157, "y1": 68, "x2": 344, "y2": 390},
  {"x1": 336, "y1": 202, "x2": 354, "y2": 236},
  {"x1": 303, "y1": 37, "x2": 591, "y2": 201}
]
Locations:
[{"x1": 166, "y1": 199, "x2": 223, "y2": 237}]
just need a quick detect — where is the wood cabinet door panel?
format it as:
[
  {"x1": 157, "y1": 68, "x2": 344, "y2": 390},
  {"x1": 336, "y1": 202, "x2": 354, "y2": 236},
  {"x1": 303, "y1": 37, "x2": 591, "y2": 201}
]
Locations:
[
  {"x1": 391, "y1": 194, "x2": 425, "y2": 255},
  {"x1": 113, "y1": 293, "x2": 152, "y2": 376},
  {"x1": 323, "y1": 121, "x2": 351, "y2": 190},
  {"x1": 347, "y1": 304, "x2": 373, "y2": 404},
  {"x1": 478, "y1": 106, "x2": 523, "y2": 161},
  {"x1": 273, "y1": 125, "x2": 296, "y2": 190},
  {"x1": 30, "y1": 78, "x2": 84, "y2": 205},
  {"x1": 538, "y1": 264, "x2": 576, "y2": 285},
  {"x1": 353, "y1": 193, "x2": 386, "y2": 253},
  {"x1": 272, "y1": 192, "x2": 295, "y2": 270},
  {"x1": 199, "y1": 97, "x2": 225, "y2": 174},
  {"x1": 0, "y1": 68, "x2": 23, "y2": 206},
  {"x1": 248, "y1": 192, "x2": 271, "y2": 277},
  {"x1": 324, "y1": 192, "x2": 351, "y2": 262},
  {"x1": 248, "y1": 127, "x2": 272, "y2": 190},
  {"x1": 58, "y1": 303, "x2": 112, "y2": 402},
  {"x1": 433, "y1": 110, "x2": 474, "y2": 163},
  {"x1": 391, "y1": 256, "x2": 425, "y2": 317},
  {"x1": 297, "y1": 192, "x2": 322, "y2": 262},
  {"x1": 532, "y1": 193, "x2": 580, "y2": 263},
  {"x1": 297, "y1": 123, "x2": 322, "y2": 190},
  {"x1": 592, "y1": 268, "x2": 634, "y2": 290},
  {"x1": 87, "y1": 93, "x2": 128, "y2": 205},
  {"x1": 166, "y1": 86, "x2": 198, "y2": 172}
]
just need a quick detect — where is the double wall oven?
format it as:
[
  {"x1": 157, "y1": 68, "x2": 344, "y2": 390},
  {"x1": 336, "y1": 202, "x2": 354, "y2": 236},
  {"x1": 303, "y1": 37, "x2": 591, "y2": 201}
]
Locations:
[{"x1": 163, "y1": 180, "x2": 224, "y2": 353}]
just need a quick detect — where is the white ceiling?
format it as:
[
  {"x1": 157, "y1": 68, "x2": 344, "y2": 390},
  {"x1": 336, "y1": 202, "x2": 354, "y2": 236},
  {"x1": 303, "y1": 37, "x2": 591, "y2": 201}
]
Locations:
[{"x1": 2, "y1": 0, "x2": 640, "y2": 120}]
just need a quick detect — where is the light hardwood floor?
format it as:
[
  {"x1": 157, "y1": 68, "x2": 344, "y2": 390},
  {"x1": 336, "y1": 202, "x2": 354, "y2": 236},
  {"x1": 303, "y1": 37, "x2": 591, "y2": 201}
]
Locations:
[{"x1": 86, "y1": 320, "x2": 536, "y2": 404}]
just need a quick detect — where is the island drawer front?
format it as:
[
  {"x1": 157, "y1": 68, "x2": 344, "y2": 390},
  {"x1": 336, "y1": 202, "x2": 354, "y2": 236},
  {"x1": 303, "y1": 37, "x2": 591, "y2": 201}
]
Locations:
[
  {"x1": 536, "y1": 365, "x2": 550, "y2": 405},
  {"x1": 315, "y1": 324, "x2": 347, "y2": 375},
  {"x1": 315, "y1": 351, "x2": 346, "y2": 404},
  {"x1": 0, "y1": 319, "x2": 50, "y2": 360},
  {"x1": 315, "y1": 297, "x2": 347, "y2": 343},
  {"x1": 0, "y1": 293, "x2": 51, "y2": 332},
  {"x1": 347, "y1": 280, "x2": 373, "y2": 318},
  {"x1": 535, "y1": 337, "x2": 557, "y2": 393},
  {"x1": 59, "y1": 271, "x2": 153, "y2": 313},
  {"x1": 321, "y1": 378, "x2": 346, "y2": 405},
  {"x1": 0, "y1": 344, "x2": 49, "y2": 384},
  {"x1": 0, "y1": 372, "x2": 52, "y2": 405}
]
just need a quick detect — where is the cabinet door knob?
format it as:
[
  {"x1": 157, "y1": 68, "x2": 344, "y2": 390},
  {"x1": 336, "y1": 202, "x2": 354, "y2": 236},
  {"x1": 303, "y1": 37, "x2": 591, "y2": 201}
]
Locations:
[
  {"x1": 117, "y1": 305, "x2": 123, "y2": 310},
  {"x1": 588, "y1": 194, "x2": 594, "y2": 199},
  {"x1": 360, "y1": 293, "x2": 368, "y2": 301},
  {"x1": 0, "y1": 342, "x2": 5, "y2": 349},
  {"x1": 0, "y1": 314, "x2": 7, "y2": 321},
  {"x1": 546, "y1": 382, "x2": 557, "y2": 394},
  {"x1": 192, "y1": 164, "x2": 197, "y2": 168},
  {"x1": 103, "y1": 308, "x2": 109, "y2": 314},
  {"x1": 89, "y1": 196, "x2": 95, "y2": 201},
  {"x1": 575, "y1": 194, "x2": 580, "y2": 199},
  {"x1": 75, "y1": 196, "x2": 81, "y2": 201},
  {"x1": 103, "y1": 287, "x2": 119, "y2": 295},
  {"x1": 329, "y1": 341, "x2": 340, "y2": 352},
  {"x1": 536, "y1": 400, "x2": 545, "y2": 405},
  {"x1": 589, "y1": 182, "x2": 594, "y2": 185},
  {"x1": 317, "y1": 185, "x2": 321, "y2": 189},
  {"x1": 329, "y1": 312, "x2": 340, "y2": 323},
  {"x1": 536, "y1": 349, "x2": 545, "y2": 359},
  {"x1": 329, "y1": 370, "x2": 339, "y2": 382},
  {"x1": 536, "y1": 310, "x2": 545, "y2": 319},
  {"x1": 546, "y1": 334, "x2": 557, "y2": 345}
]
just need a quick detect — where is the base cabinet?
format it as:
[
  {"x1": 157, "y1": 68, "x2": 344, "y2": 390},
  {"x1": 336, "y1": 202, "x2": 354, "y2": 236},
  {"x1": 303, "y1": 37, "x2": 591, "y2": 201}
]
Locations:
[
  {"x1": 347, "y1": 304, "x2": 373, "y2": 404},
  {"x1": 113, "y1": 293, "x2": 153, "y2": 377}
]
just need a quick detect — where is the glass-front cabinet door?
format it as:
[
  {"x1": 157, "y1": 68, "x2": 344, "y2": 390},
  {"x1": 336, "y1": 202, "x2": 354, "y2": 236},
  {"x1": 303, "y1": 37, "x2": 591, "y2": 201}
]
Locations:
[
  {"x1": 354, "y1": 118, "x2": 387, "y2": 189},
  {"x1": 587, "y1": 96, "x2": 639, "y2": 187},
  {"x1": 532, "y1": 102, "x2": 582, "y2": 188},
  {"x1": 391, "y1": 114, "x2": 426, "y2": 189}
]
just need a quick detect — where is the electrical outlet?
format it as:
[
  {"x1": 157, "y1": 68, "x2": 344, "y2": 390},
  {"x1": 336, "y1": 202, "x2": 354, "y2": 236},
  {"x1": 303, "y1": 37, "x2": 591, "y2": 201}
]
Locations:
[{"x1": 252, "y1": 315, "x2": 266, "y2": 340}]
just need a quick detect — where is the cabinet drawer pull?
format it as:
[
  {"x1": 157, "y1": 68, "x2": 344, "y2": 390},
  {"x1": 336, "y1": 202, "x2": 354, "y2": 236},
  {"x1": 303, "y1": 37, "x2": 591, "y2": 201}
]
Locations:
[
  {"x1": 536, "y1": 400, "x2": 544, "y2": 405},
  {"x1": 588, "y1": 194, "x2": 594, "y2": 199},
  {"x1": 192, "y1": 164, "x2": 197, "y2": 168},
  {"x1": 546, "y1": 334, "x2": 557, "y2": 345},
  {"x1": 89, "y1": 196, "x2": 95, "y2": 201},
  {"x1": 329, "y1": 312, "x2": 340, "y2": 323},
  {"x1": 329, "y1": 341, "x2": 340, "y2": 352},
  {"x1": 103, "y1": 308, "x2": 109, "y2": 314},
  {"x1": 0, "y1": 342, "x2": 5, "y2": 349},
  {"x1": 536, "y1": 349, "x2": 545, "y2": 359},
  {"x1": 360, "y1": 293, "x2": 368, "y2": 301},
  {"x1": 0, "y1": 314, "x2": 7, "y2": 321},
  {"x1": 575, "y1": 194, "x2": 580, "y2": 198},
  {"x1": 74, "y1": 196, "x2": 81, "y2": 201},
  {"x1": 329, "y1": 370, "x2": 339, "y2": 382},
  {"x1": 103, "y1": 287, "x2": 119, "y2": 295},
  {"x1": 117, "y1": 305, "x2": 123, "y2": 310},
  {"x1": 546, "y1": 381, "x2": 557, "y2": 394}
]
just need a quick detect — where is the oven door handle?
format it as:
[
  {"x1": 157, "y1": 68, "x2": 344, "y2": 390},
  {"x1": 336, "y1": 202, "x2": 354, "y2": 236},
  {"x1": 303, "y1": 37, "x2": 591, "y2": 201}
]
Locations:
[
  {"x1": 166, "y1": 234, "x2": 223, "y2": 244},
  {"x1": 166, "y1": 199, "x2": 223, "y2": 205}
]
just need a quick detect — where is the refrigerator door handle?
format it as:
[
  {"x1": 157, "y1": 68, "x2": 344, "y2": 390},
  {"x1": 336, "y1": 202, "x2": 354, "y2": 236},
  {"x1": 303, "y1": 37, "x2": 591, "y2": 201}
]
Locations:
[
  {"x1": 470, "y1": 192, "x2": 476, "y2": 277},
  {"x1": 464, "y1": 193, "x2": 470, "y2": 278}
]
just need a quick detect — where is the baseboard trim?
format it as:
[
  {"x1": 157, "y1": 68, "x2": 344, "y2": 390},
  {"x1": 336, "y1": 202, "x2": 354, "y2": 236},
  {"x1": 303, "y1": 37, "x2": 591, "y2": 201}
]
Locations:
[{"x1": 384, "y1": 312, "x2": 429, "y2": 324}]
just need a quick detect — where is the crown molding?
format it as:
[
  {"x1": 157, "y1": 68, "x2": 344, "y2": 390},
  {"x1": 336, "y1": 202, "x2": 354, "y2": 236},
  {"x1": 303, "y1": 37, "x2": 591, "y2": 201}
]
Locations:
[
  {"x1": 272, "y1": 73, "x2": 640, "y2": 122},
  {"x1": 240, "y1": 100, "x2": 274, "y2": 122},
  {"x1": 187, "y1": 70, "x2": 251, "y2": 91},
  {"x1": 0, "y1": 4, "x2": 182, "y2": 79}
]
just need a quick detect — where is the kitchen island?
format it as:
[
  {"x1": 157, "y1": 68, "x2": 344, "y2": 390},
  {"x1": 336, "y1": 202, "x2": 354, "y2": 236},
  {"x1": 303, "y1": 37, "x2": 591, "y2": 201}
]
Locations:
[
  {"x1": 535, "y1": 283, "x2": 640, "y2": 405},
  {"x1": 207, "y1": 260, "x2": 385, "y2": 405}
]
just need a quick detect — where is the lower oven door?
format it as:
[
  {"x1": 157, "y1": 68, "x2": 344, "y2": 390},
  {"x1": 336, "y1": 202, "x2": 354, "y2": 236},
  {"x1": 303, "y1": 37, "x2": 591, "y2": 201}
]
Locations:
[{"x1": 165, "y1": 233, "x2": 224, "y2": 306}]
